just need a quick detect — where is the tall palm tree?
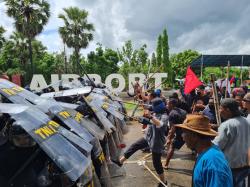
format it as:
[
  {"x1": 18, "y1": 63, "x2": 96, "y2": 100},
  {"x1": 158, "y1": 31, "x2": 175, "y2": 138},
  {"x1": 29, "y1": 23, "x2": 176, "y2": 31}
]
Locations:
[
  {"x1": 58, "y1": 7, "x2": 94, "y2": 74},
  {"x1": 0, "y1": 26, "x2": 6, "y2": 50},
  {"x1": 9, "y1": 32, "x2": 29, "y2": 67},
  {"x1": 4, "y1": 0, "x2": 50, "y2": 76}
]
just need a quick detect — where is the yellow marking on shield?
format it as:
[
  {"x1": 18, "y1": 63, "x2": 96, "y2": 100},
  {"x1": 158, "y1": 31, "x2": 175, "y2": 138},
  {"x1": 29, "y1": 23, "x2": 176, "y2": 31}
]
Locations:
[
  {"x1": 59, "y1": 111, "x2": 71, "y2": 119},
  {"x1": 1, "y1": 88, "x2": 15, "y2": 96}
]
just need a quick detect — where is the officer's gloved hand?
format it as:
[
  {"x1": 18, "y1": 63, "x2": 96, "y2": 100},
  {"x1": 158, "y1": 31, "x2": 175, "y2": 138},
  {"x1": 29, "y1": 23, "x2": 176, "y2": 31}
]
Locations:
[{"x1": 138, "y1": 117, "x2": 151, "y2": 125}]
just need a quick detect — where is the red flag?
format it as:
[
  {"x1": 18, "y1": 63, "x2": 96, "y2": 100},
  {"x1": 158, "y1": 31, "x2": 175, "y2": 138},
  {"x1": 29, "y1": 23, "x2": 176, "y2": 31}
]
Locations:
[
  {"x1": 230, "y1": 75, "x2": 235, "y2": 85},
  {"x1": 184, "y1": 66, "x2": 203, "y2": 94},
  {"x1": 11, "y1": 74, "x2": 21, "y2": 86}
]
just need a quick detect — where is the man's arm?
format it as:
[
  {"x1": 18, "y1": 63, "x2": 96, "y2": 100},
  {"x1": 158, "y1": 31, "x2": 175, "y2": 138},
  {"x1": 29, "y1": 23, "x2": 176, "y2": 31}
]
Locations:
[{"x1": 212, "y1": 122, "x2": 234, "y2": 150}]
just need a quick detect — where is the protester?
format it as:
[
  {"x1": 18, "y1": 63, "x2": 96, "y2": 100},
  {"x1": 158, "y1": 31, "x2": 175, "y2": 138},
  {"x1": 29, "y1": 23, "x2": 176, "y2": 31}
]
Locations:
[
  {"x1": 195, "y1": 85, "x2": 210, "y2": 105},
  {"x1": 235, "y1": 92, "x2": 248, "y2": 117},
  {"x1": 176, "y1": 114, "x2": 233, "y2": 187},
  {"x1": 213, "y1": 98, "x2": 250, "y2": 186},
  {"x1": 164, "y1": 98, "x2": 186, "y2": 169},
  {"x1": 243, "y1": 93, "x2": 250, "y2": 119},
  {"x1": 170, "y1": 92, "x2": 190, "y2": 113},
  {"x1": 155, "y1": 89, "x2": 167, "y2": 104},
  {"x1": 202, "y1": 98, "x2": 217, "y2": 125},
  {"x1": 117, "y1": 98, "x2": 168, "y2": 187}
]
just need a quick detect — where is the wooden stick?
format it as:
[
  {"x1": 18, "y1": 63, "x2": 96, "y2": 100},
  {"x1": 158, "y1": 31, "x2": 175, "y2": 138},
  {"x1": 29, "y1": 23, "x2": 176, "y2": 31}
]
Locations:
[
  {"x1": 113, "y1": 99, "x2": 152, "y2": 107},
  {"x1": 142, "y1": 64, "x2": 164, "y2": 87},
  {"x1": 210, "y1": 74, "x2": 221, "y2": 126},
  {"x1": 225, "y1": 61, "x2": 230, "y2": 98},
  {"x1": 142, "y1": 163, "x2": 168, "y2": 187}
]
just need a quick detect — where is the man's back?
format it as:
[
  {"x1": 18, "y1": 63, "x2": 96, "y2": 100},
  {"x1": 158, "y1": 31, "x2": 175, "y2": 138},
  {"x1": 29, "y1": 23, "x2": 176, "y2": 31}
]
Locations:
[
  {"x1": 193, "y1": 145, "x2": 233, "y2": 187},
  {"x1": 213, "y1": 116, "x2": 250, "y2": 168}
]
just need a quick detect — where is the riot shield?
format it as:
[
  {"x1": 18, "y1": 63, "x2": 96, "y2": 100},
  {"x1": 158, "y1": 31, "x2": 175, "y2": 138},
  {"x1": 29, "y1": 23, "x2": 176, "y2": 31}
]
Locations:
[
  {"x1": 87, "y1": 93, "x2": 124, "y2": 120},
  {"x1": 40, "y1": 87, "x2": 92, "y2": 98},
  {"x1": 66, "y1": 108, "x2": 106, "y2": 141},
  {"x1": 0, "y1": 103, "x2": 29, "y2": 114},
  {"x1": 83, "y1": 96, "x2": 115, "y2": 133},
  {"x1": 9, "y1": 107, "x2": 92, "y2": 182},
  {"x1": 0, "y1": 80, "x2": 95, "y2": 143}
]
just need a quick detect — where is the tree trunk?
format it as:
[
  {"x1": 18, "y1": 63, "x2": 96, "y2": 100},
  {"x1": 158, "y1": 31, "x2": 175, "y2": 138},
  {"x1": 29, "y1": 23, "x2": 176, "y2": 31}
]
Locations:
[
  {"x1": 28, "y1": 37, "x2": 33, "y2": 80},
  {"x1": 74, "y1": 49, "x2": 80, "y2": 75}
]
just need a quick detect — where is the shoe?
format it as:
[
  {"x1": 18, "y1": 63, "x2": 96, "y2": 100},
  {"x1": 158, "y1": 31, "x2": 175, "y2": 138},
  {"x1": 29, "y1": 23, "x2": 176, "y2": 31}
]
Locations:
[
  {"x1": 157, "y1": 181, "x2": 168, "y2": 187},
  {"x1": 111, "y1": 159, "x2": 123, "y2": 167}
]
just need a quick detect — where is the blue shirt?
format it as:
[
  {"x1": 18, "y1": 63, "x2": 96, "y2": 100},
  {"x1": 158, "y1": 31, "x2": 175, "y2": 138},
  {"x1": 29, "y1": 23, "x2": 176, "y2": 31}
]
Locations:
[{"x1": 193, "y1": 145, "x2": 233, "y2": 187}]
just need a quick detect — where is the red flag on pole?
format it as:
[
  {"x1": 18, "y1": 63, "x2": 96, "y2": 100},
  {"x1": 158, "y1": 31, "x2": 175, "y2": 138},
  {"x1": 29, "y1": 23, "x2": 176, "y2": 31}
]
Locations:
[
  {"x1": 184, "y1": 66, "x2": 203, "y2": 94},
  {"x1": 230, "y1": 75, "x2": 235, "y2": 85}
]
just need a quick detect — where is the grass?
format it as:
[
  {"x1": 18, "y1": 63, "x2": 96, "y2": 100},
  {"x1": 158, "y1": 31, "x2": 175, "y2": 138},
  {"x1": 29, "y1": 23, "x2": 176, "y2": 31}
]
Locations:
[{"x1": 124, "y1": 102, "x2": 143, "y2": 111}]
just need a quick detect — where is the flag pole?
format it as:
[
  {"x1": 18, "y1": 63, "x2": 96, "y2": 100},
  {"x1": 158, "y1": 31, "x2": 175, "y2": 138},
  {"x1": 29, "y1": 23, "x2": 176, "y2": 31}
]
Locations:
[
  {"x1": 240, "y1": 55, "x2": 244, "y2": 85},
  {"x1": 210, "y1": 74, "x2": 221, "y2": 126},
  {"x1": 225, "y1": 61, "x2": 230, "y2": 98},
  {"x1": 200, "y1": 55, "x2": 204, "y2": 80}
]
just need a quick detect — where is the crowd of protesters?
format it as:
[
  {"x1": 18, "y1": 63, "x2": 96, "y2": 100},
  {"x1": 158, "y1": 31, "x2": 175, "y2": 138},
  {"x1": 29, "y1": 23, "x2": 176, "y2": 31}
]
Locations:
[{"x1": 115, "y1": 82, "x2": 250, "y2": 187}]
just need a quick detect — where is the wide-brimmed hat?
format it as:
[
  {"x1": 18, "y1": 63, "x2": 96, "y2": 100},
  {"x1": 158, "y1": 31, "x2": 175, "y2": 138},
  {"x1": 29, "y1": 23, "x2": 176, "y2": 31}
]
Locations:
[
  {"x1": 176, "y1": 114, "x2": 218, "y2": 137},
  {"x1": 243, "y1": 93, "x2": 250, "y2": 102}
]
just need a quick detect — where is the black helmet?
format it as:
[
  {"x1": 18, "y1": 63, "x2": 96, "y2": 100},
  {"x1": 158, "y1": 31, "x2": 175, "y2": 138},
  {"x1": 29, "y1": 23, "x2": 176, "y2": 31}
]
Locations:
[{"x1": 9, "y1": 123, "x2": 36, "y2": 148}]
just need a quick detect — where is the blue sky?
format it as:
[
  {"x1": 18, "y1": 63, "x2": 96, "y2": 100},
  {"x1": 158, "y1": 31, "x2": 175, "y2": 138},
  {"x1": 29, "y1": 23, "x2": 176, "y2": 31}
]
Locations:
[{"x1": 1, "y1": 0, "x2": 250, "y2": 57}]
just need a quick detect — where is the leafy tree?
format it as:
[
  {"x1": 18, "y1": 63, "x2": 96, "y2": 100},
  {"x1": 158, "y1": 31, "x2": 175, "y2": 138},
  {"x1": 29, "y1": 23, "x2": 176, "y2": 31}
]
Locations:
[
  {"x1": 35, "y1": 52, "x2": 55, "y2": 81},
  {"x1": 202, "y1": 67, "x2": 249, "y2": 85},
  {"x1": 0, "y1": 26, "x2": 6, "y2": 50},
  {"x1": 151, "y1": 52, "x2": 157, "y2": 67},
  {"x1": 9, "y1": 32, "x2": 29, "y2": 69},
  {"x1": 5, "y1": 0, "x2": 50, "y2": 76},
  {"x1": 118, "y1": 40, "x2": 135, "y2": 66},
  {"x1": 0, "y1": 37, "x2": 47, "y2": 81},
  {"x1": 156, "y1": 34, "x2": 162, "y2": 67},
  {"x1": 53, "y1": 53, "x2": 68, "y2": 74},
  {"x1": 58, "y1": 7, "x2": 94, "y2": 74},
  {"x1": 85, "y1": 44, "x2": 119, "y2": 81},
  {"x1": 170, "y1": 49, "x2": 200, "y2": 79},
  {"x1": 162, "y1": 28, "x2": 171, "y2": 82},
  {"x1": 136, "y1": 44, "x2": 148, "y2": 68},
  {"x1": 0, "y1": 41, "x2": 20, "y2": 71}
]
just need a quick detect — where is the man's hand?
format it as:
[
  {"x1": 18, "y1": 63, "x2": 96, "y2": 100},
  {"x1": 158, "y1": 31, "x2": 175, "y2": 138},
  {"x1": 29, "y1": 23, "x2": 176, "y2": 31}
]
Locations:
[{"x1": 138, "y1": 117, "x2": 151, "y2": 125}]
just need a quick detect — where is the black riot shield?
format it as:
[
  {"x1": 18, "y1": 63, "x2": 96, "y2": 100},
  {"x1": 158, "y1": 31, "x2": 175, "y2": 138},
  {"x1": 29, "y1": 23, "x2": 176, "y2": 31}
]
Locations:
[
  {"x1": 66, "y1": 108, "x2": 106, "y2": 141},
  {"x1": 8, "y1": 107, "x2": 92, "y2": 182},
  {"x1": 83, "y1": 96, "x2": 115, "y2": 133},
  {"x1": 0, "y1": 80, "x2": 95, "y2": 143}
]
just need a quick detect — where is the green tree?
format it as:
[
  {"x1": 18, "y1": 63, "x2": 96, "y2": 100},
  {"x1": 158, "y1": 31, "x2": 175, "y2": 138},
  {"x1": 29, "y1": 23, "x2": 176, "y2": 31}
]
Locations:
[
  {"x1": 9, "y1": 32, "x2": 29, "y2": 69},
  {"x1": 170, "y1": 49, "x2": 200, "y2": 79},
  {"x1": 136, "y1": 44, "x2": 148, "y2": 68},
  {"x1": 162, "y1": 28, "x2": 171, "y2": 74},
  {"x1": 5, "y1": 0, "x2": 50, "y2": 76},
  {"x1": 151, "y1": 52, "x2": 157, "y2": 67},
  {"x1": 0, "y1": 37, "x2": 47, "y2": 81},
  {"x1": 85, "y1": 44, "x2": 119, "y2": 81},
  {"x1": 58, "y1": 7, "x2": 94, "y2": 74},
  {"x1": 156, "y1": 34, "x2": 162, "y2": 67},
  {"x1": 0, "y1": 26, "x2": 5, "y2": 50},
  {"x1": 118, "y1": 40, "x2": 134, "y2": 66}
]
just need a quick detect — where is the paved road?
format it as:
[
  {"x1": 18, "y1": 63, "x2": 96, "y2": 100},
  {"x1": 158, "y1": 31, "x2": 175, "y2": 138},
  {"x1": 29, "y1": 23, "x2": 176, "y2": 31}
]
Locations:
[{"x1": 111, "y1": 119, "x2": 195, "y2": 187}]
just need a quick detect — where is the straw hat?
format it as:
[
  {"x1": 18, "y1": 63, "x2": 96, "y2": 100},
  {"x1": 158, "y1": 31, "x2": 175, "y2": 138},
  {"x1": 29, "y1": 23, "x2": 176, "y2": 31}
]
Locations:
[
  {"x1": 243, "y1": 93, "x2": 250, "y2": 102},
  {"x1": 176, "y1": 114, "x2": 218, "y2": 137}
]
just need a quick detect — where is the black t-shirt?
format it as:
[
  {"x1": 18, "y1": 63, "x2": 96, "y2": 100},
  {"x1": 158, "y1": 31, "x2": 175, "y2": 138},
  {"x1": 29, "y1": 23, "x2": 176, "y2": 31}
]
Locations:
[{"x1": 169, "y1": 108, "x2": 187, "y2": 140}]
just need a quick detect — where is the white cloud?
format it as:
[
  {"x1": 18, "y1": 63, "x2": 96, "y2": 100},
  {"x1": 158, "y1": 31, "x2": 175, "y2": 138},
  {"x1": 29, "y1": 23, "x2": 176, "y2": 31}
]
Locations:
[{"x1": 1, "y1": 0, "x2": 250, "y2": 57}]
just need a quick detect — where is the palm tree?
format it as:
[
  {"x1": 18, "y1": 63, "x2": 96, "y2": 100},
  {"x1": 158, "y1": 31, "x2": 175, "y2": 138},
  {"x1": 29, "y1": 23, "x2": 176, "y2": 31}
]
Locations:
[
  {"x1": 58, "y1": 7, "x2": 94, "y2": 74},
  {"x1": 9, "y1": 32, "x2": 29, "y2": 68},
  {"x1": 4, "y1": 0, "x2": 50, "y2": 77},
  {"x1": 0, "y1": 26, "x2": 6, "y2": 50}
]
